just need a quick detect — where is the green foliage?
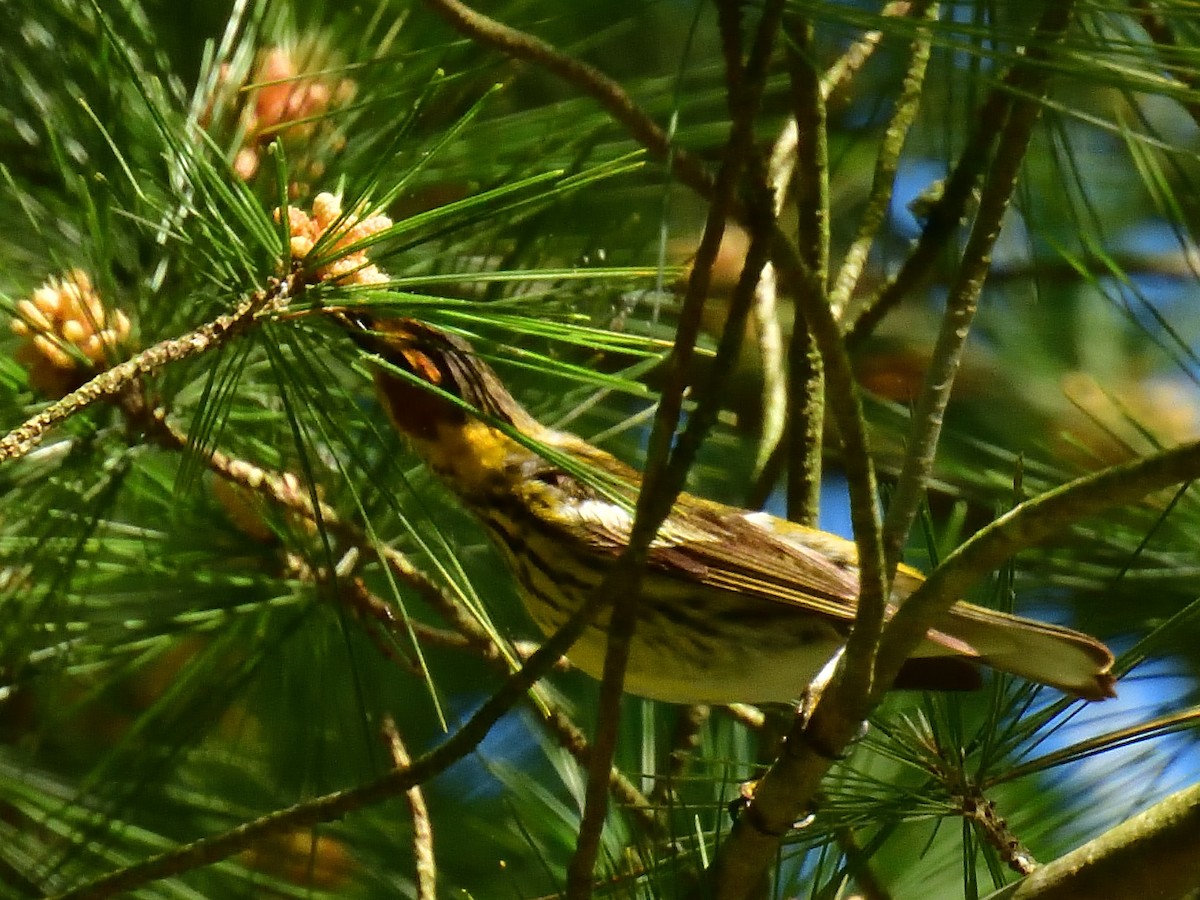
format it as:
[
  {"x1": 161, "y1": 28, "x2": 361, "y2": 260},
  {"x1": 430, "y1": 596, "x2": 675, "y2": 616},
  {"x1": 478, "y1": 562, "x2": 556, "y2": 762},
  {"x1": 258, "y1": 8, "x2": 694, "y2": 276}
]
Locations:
[{"x1": 1, "y1": 0, "x2": 1200, "y2": 898}]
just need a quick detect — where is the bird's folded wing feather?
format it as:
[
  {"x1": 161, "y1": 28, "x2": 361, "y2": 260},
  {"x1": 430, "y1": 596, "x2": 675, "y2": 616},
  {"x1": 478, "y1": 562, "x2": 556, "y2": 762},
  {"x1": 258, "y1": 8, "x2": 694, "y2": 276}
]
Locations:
[{"x1": 570, "y1": 494, "x2": 870, "y2": 623}]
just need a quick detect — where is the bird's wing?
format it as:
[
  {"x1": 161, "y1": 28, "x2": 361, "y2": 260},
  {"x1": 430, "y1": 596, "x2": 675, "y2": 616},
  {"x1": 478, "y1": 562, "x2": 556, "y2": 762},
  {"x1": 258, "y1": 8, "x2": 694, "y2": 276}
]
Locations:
[
  {"x1": 552, "y1": 445, "x2": 908, "y2": 625},
  {"x1": 653, "y1": 503, "x2": 869, "y2": 621},
  {"x1": 560, "y1": 474, "x2": 995, "y2": 660},
  {"x1": 564, "y1": 490, "x2": 871, "y2": 623},
  {"x1": 649, "y1": 506, "x2": 988, "y2": 658}
]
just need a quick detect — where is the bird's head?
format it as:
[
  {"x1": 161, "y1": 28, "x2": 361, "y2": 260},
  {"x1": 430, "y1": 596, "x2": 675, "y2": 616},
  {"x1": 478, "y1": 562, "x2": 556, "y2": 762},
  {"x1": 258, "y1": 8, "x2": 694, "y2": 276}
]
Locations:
[
  {"x1": 336, "y1": 313, "x2": 556, "y2": 498},
  {"x1": 338, "y1": 314, "x2": 538, "y2": 440}
]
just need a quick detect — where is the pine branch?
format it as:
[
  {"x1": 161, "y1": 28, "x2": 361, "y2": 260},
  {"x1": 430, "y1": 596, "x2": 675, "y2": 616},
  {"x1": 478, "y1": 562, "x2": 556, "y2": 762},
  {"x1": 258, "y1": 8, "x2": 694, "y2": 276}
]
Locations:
[
  {"x1": 987, "y1": 781, "x2": 1200, "y2": 899},
  {"x1": 0, "y1": 278, "x2": 294, "y2": 463}
]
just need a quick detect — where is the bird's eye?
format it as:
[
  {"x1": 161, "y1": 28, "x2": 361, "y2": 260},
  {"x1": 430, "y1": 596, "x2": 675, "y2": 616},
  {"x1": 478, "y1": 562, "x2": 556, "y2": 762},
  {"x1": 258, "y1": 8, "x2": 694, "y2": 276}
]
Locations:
[
  {"x1": 513, "y1": 458, "x2": 588, "y2": 497},
  {"x1": 533, "y1": 469, "x2": 570, "y2": 489},
  {"x1": 517, "y1": 460, "x2": 570, "y2": 490}
]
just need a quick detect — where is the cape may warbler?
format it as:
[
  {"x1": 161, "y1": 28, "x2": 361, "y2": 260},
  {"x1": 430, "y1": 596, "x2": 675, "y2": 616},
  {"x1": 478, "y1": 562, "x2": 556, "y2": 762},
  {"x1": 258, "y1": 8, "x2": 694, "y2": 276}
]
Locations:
[{"x1": 343, "y1": 315, "x2": 1116, "y2": 704}]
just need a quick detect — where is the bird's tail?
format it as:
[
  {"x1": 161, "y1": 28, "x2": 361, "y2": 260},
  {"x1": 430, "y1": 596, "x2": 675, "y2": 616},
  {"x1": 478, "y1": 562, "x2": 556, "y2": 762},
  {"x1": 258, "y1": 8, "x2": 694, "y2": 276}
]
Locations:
[{"x1": 933, "y1": 604, "x2": 1116, "y2": 700}]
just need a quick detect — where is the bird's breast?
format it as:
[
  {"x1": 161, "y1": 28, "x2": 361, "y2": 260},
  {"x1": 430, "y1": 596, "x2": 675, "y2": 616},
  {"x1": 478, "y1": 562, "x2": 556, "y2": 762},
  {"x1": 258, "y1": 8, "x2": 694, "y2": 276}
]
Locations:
[{"x1": 408, "y1": 420, "x2": 525, "y2": 500}]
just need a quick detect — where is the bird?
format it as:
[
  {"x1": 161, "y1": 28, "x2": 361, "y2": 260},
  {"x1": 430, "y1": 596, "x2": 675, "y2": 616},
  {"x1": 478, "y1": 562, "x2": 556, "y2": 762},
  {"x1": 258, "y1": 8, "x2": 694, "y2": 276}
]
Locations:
[{"x1": 338, "y1": 313, "x2": 1116, "y2": 705}]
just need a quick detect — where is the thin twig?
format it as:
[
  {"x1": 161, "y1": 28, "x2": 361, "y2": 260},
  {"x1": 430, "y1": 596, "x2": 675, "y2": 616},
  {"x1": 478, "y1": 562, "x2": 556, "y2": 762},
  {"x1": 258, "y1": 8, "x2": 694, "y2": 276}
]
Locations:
[
  {"x1": 843, "y1": 98, "x2": 1010, "y2": 344},
  {"x1": 1001, "y1": 781, "x2": 1200, "y2": 898},
  {"x1": 0, "y1": 278, "x2": 293, "y2": 463},
  {"x1": 958, "y1": 788, "x2": 1037, "y2": 876},
  {"x1": 783, "y1": 12, "x2": 829, "y2": 526},
  {"x1": 351, "y1": 591, "x2": 473, "y2": 652},
  {"x1": 565, "y1": 1, "x2": 785, "y2": 893},
  {"x1": 880, "y1": 0, "x2": 1074, "y2": 575},
  {"x1": 50, "y1": 580, "x2": 613, "y2": 900},
  {"x1": 877, "y1": 436, "x2": 1200, "y2": 701},
  {"x1": 766, "y1": 0, "x2": 918, "y2": 215},
  {"x1": 382, "y1": 718, "x2": 437, "y2": 900},
  {"x1": 132, "y1": 399, "x2": 507, "y2": 661},
  {"x1": 828, "y1": 0, "x2": 936, "y2": 319},
  {"x1": 419, "y1": 0, "x2": 715, "y2": 201},
  {"x1": 786, "y1": 13, "x2": 830, "y2": 298},
  {"x1": 786, "y1": 328, "x2": 825, "y2": 526},
  {"x1": 131, "y1": 399, "x2": 660, "y2": 833},
  {"x1": 649, "y1": 705, "x2": 711, "y2": 807},
  {"x1": 284, "y1": 552, "x2": 423, "y2": 676},
  {"x1": 347, "y1": 575, "x2": 465, "y2": 675},
  {"x1": 561, "y1": 568, "x2": 651, "y2": 897},
  {"x1": 823, "y1": 2, "x2": 912, "y2": 98}
]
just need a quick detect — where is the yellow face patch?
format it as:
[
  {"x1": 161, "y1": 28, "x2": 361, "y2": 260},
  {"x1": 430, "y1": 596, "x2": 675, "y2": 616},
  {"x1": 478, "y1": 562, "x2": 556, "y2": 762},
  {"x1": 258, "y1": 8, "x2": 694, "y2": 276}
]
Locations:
[{"x1": 416, "y1": 419, "x2": 516, "y2": 496}]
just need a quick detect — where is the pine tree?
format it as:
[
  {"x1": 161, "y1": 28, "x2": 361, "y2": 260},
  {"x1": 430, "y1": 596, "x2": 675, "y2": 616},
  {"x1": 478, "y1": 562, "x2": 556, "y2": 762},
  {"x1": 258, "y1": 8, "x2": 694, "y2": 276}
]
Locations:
[{"x1": 1, "y1": 1, "x2": 1199, "y2": 897}]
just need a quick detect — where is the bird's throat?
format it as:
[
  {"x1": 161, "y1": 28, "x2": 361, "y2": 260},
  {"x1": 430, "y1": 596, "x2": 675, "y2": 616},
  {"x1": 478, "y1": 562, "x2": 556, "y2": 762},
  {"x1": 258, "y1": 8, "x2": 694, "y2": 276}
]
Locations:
[{"x1": 408, "y1": 419, "x2": 525, "y2": 500}]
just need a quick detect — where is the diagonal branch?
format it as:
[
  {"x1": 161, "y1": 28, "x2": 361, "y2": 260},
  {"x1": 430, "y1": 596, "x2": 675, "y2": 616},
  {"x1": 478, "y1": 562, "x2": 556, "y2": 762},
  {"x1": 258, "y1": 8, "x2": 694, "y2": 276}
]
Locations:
[
  {"x1": 880, "y1": 0, "x2": 1076, "y2": 574},
  {"x1": 420, "y1": 0, "x2": 715, "y2": 200},
  {"x1": 0, "y1": 278, "x2": 294, "y2": 463},
  {"x1": 707, "y1": 435, "x2": 1200, "y2": 900},
  {"x1": 875, "y1": 436, "x2": 1200, "y2": 701},
  {"x1": 828, "y1": 0, "x2": 936, "y2": 319},
  {"x1": 129, "y1": 398, "x2": 660, "y2": 834},
  {"x1": 381, "y1": 719, "x2": 437, "y2": 900},
  {"x1": 987, "y1": 781, "x2": 1200, "y2": 899},
  {"x1": 783, "y1": 11, "x2": 829, "y2": 525},
  {"x1": 565, "y1": 1, "x2": 785, "y2": 894},
  {"x1": 49, "y1": 581, "x2": 614, "y2": 900}
]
